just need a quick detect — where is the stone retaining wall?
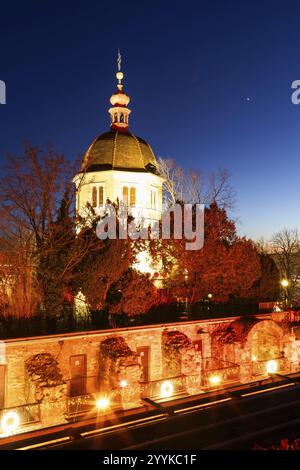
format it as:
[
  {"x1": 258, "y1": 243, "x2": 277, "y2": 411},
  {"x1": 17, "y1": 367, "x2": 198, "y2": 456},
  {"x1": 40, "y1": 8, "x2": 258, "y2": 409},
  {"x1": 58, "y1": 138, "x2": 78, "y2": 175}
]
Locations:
[{"x1": 0, "y1": 314, "x2": 298, "y2": 431}]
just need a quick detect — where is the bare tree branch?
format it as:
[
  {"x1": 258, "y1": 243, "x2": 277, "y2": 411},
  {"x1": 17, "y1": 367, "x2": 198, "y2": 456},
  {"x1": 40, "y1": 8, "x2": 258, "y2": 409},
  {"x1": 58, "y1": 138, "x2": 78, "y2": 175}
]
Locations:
[{"x1": 157, "y1": 158, "x2": 236, "y2": 209}]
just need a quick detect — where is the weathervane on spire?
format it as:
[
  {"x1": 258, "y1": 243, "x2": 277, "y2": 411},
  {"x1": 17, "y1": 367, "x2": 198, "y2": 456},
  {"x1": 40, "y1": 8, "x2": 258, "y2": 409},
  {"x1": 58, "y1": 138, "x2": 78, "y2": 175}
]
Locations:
[
  {"x1": 109, "y1": 49, "x2": 131, "y2": 131},
  {"x1": 116, "y1": 49, "x2": 123, "y2": 88},
  {"x1": 117, "y1": 48, "x2": 122, "y2": 72}
]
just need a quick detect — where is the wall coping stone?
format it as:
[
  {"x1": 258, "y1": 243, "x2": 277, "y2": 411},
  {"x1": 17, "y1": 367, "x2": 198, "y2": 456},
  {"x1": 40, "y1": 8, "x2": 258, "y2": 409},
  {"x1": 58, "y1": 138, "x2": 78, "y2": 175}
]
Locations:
[{"x1": 2, "y1": 314, "x2": 272, "y2": 347}]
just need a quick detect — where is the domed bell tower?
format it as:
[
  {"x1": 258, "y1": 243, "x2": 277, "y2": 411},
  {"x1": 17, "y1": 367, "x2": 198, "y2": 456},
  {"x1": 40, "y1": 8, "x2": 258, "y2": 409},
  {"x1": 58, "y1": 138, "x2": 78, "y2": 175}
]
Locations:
[
  {"x1": 109, "y1": 51, "x2": 131, "y2": 132},
  {"x1": 74, "y1": 50, "x2": 163, "y2": 230}
]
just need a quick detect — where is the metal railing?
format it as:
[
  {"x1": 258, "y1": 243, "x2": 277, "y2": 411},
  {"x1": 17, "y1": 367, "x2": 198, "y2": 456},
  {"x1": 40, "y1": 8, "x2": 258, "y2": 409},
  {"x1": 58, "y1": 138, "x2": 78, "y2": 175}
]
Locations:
[
  {"x1": 0, "y1": 402, "x2": 40, "y2": 425},
  {"x1": 202, "y1": 357, "x2": 240, "y2": 387},
  {"x1": 0, "y1": 402, "x2": 40, "y2": 437},
  {"x1": 65, "y1": 374, "x2": 124, "y2": 418},
  {"x1": 251, "y1": 357, "x2": 289, "y2": 377},
  {"x1": 140, "y1": 375, "x2": 187, "y2": 401}
]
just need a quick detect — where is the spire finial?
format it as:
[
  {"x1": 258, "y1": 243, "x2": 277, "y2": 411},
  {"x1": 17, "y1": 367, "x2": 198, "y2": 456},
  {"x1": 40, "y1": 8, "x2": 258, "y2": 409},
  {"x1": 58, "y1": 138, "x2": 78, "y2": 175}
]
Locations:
[
  {"x1": 116, "y1": 49, "x2": 123, "y2": 89},
  {"x1": 117, "y1": 48, "x2": 122, "y2": 72},
  {"x1": 109, "y1": 50, "x2": 131, "y2": 132}
]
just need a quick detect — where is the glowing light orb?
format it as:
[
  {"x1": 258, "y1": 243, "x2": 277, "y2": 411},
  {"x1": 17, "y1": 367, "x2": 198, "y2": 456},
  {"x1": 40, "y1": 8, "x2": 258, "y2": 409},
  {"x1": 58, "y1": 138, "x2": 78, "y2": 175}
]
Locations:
[
  {"x1": 251, "y1": 355, "x2": 257, "y2": 362},
  {"x1": 266, "y1": 359, "x2": 278, "y2": 374},
  {"x1": 160, "y1": 380, "x2": 174, "y2": 398},
  {"x1": 209, "y1": 375, "x2": 221, "y2": 386},
  {"x1": 120, "y1": 380, "x2": 128, "y2": 388},
  {"x1": 95, "y1": 397, "x2": 110, "y2": 411},
  {"x1": 1, "y1": 411, "x2": 20, "y2": 435},
  {"x1": 281, "y1": 279, "x2": 289, "y2": 288}
]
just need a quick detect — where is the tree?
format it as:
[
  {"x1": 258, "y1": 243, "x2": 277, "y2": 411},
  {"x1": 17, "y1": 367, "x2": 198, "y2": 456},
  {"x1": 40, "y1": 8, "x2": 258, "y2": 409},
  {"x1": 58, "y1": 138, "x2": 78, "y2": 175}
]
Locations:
[
  {"x1": 242, "y1": 253, "x2": 280, "y2": 302},
  {"x1": 184, "y1": 204, "x2": 261, "y2": 302},
  {"x1": 157, "y1": 158, "x2": 236, "y2": 209},
  {"x1": 108, "y1": 269, "x2": 158, "y2": 317},
  {"x1": 0, "y1": 146, "x2": 74, "y2": 318},
  {"x1": 150, "y1": 202, "x2": 261, "y2": 303},
  {"x1": 0, "y1": 241, "x2": 39, "y2": 320},
  {"x1": 0, "y1": 145, "x2": 106, "y2": 320},
  {"x1": 76, "y1": 201, "x2": 159, "y2": 319},
  {"x1": 271, "y1": 228, "x2": 300, "y2": 303},
  {"x1": 80, "y1": 234, "x2": 135, "y2": 312},
  {"x1": 0, "y1": 214, "x2": 40, "y2": 319},
  {"x1": 36, "y1": 190, "x2": 77, "y2": 320},
  {"x1": 156, "y1": 158, "x2": 185, "y2": 206},
  {"x1": 0, "y1": 145, "x2": 75, "y2": 248}
]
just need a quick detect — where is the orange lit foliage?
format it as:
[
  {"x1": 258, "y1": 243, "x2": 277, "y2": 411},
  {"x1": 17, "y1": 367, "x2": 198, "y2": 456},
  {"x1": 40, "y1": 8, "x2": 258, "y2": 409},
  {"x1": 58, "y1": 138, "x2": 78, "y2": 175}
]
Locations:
[
  {"x1": 108, "y1": 269, "x2": 158, "y2": 317},
  {"x1": 241, "y1": 253, "x2": 280, "y2": 302},
  {"x1": 80, "y1": 236, "x2": 134, "y2": 311},
  {"x1": 151, "y1": 202, "x2": 261, "y2": 302},
  {"x1": 0, "y1": 146, "x2": 81, "y2": 318}
]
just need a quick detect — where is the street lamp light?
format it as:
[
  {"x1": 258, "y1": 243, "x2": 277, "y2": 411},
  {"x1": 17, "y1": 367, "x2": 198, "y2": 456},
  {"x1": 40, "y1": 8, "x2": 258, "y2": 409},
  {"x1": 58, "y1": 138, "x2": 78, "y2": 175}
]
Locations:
[
  {"x1": 1, "y1": 411, "x2": 20, "y2": 435},
  {"x1": 281, "y1": 279, "x2": 289, "y2": 310},
  {"x1": 209, "y1": 375, "x2": 221, "y2": 386},
  {"x1": 160, "y1": 380, "x2": 174, "y2": 399},
  {"x1": 95, "y1": 397, "x2": 110, "y2": 411},
  {"x1": 205, "y1": 293, "x2": 213, "y2": 313},
  {"x1": 266, "y1": 359, "x2": 278, "y2": 375}
]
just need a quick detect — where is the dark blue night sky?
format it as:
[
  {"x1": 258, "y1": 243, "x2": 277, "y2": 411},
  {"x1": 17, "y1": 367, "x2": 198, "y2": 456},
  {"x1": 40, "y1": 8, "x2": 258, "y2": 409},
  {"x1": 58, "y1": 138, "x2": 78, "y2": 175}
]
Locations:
[{"x1": 1, "y1": 0, "x2": 300, "y2": 238}]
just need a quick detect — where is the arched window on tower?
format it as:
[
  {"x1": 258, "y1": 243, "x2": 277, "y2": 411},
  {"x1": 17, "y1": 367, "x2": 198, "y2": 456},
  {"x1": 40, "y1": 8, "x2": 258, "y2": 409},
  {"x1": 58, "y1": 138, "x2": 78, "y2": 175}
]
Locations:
[
  {"x1": 130, "y1": 187, "x2": 136, "y2": 207},
  {"x1": 92, "y1": 187, "x2": 97, "y2": 207},
  {"x1": 99, "y1": 186, "x2": 104, "y2": 206},
  {"x1": 120, "y1": 113, "x2": 124, "y2": 123},
  {"x1": 123, "y1": 186, "x2": 129, "y2": 205},
  {"x1": 114, "y1": 112, "x2": 118, "y2": 123}
]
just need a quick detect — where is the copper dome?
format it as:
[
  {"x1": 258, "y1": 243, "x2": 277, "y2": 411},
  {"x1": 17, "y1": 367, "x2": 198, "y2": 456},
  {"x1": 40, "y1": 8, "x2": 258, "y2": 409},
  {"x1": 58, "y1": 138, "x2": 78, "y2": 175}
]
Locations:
[{"x1": 81, "y1": 130, "x2": 159, "y2": 174}]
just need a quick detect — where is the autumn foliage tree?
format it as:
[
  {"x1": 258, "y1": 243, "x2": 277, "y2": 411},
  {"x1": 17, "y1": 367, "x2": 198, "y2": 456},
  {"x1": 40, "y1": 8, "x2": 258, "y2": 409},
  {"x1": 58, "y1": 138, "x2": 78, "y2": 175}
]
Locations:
[
  {"x1": 108, "y1": 269, "x2": 158, "y2": 317},
  {"x1": 0, "y1": 145, "x2": 133, "y2": 321},
  {"x1": 79, "y1": 231, "x2": 135, "y2": 312},
  {"x1": 186, "y1": 203, "x2": 261, "y2": 302},
  {"x1": 150, "y1": 202, "x2": 261, "y2": 303},
  {"x1": 241, "y1": 252, "x2": 280, "y2": 302},
  {"x1": 0, "y1": 146, "x2": 76, "y2": 319},
  {"x1": 0, "y1": 230, "x2": 41, "y2": 318},
  {"x1": 76, "y1": 208, "x2": 158, "y2": 318}
]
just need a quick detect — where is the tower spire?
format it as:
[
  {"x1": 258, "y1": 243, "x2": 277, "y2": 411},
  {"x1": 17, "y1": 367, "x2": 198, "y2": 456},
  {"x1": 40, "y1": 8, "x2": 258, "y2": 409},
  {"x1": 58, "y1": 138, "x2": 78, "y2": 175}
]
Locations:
[
  {"x1": 117, "y1": 48, "x2": 122, "y2": 71},
  {"x1": 109, "y1": 50, "x2": 131, "y2": 132},
  {"x1": 116, "y1": 49, "x2": 123, "y2": 89}
]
